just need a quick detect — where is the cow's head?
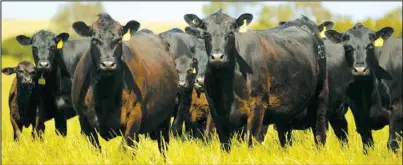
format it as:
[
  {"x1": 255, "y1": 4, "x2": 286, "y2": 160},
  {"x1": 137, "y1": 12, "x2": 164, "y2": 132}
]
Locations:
[
  {"x1": 185, "y1": 27, "x2": 208, "y2": 89},
  {"x1": 16, "y1": 31, "x2": 69, "y2": 72},
  {"x1": 73, "y1": 13, "x2": 140, "y2": 73},
  {"x1": 2, "y1": 61, "x2": 37, "y2": 86},
  {"x1": 174, "y1": 55, "x2": 198, "y2": 89},
  {"x1": 184, "y1": 9, "x2": 253, "y2": 75},
  {"x1": 325, "y1": 23, "x2": 393, "y2": 80}
]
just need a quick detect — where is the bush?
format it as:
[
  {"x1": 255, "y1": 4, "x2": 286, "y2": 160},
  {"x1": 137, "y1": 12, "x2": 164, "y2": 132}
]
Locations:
[{"x1": 2, "y1": 34, "x2": 32, "y2": 60}]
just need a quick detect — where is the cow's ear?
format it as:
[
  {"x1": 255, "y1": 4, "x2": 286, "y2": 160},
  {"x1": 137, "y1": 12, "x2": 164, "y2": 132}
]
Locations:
[
  {"x1": 185, "y1": 27, "x2": 202, "y2": 38},
  {"x1": 123, "y1": 20, "x2": 140, "y2": 36},
  {"x1": 375, "y1": 27, "x2": 394, "y2": 41},
  {"x1": 236, "y1": 55, "x2": 253, "y2": 80},
  {"x1": 375, "y1": 66, "x2": 393, "y2": 80},
  {"x1": 325, "y1": 30, "x2": 348, "y2": 43},
  {"x1": 278, "y1": 21, "x2": 286, "y2": 26},
  {"x1": 236, "y1": 13, "x2": 253, "y2": 28},
  {"x1": 55, "y1": 32, "x2": 70, "y2": 42},
  {"x1": 16, "y1": 35, "x2": 32, "y2": 45},
  {"x1": 318, "y1": 21, "x2": 334, "y2": 32},
  {"x1": 2, "y1": 67, "x2": 17, "y2": 75},
  {"x1": 73, "y1": 21, "x2": 91, "y2": 37},
  {"x1": 184, "y1": 14, "x2": 203, "y2": 29}
]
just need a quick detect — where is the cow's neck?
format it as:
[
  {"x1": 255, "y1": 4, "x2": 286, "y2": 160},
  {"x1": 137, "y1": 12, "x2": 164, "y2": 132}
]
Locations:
[
  {"x1": 349, "y1": 76, "x2": 376, "y2": 111},
  {"x1": 93, "y1": 65, "x2": 124, "y2": 102},
  {"x1": 16, "y1": 83, "x2": 35, "y2": 113}
]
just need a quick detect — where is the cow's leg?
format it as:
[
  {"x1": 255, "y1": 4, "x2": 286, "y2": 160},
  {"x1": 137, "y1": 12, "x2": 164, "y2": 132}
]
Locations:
[
  {"x1": 54, "y1": 110, "x2": 67, "y2": 136},
  {"x1": 246, "y1": 103, "x2": 265, "y2": 147},
  {"x1": 171, "y1": 97, "x2": 184, "y2": 137},
  {"x1": 123, "y1": 103, "x2": 142, "y2": 150},
  {"x1": 351, "y1": 107, "x2": 373, "y2": 154},
  {"x1": 313, "y1": 82, "x2": 328, "y2": 146},
  {"x1": 33, "y1": 106, "x2": 46, "y2": 141},
  {"x1": 10, "y1": 117, "x2": 23, "y2": 141},
  {"x1": 329, "y1": 110, "x2": 349, "y2": 145},
  {"x1": 203, "y1": 112, "x2": 215, "y2": 139},
  {"x1": 151, "y1": 116, "x2": 170, "y2": 158},
  {"x1": 388, "y1": 99, "x2": 402, "y2": 153},
  {"x1": 79, "y1": 115, "x2": 101, "y2": 150},
  {"x1": 276, "y1": 124, "x2": 292, "y2": 147},
  {"x1": 259, "y1": 125, "x2": 269, "y2": 143}
]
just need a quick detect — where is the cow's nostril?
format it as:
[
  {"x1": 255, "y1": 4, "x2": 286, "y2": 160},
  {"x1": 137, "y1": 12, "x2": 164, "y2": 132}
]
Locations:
[
  {"x1": 211, "y1": 55, "x2": 215, "y2": 59},
  {"x1": 220, "y1": 54, "x2": 224, "y2": 59},
  {"x1": 353, "y1": 68, "x2": 358, "y2": 72}
]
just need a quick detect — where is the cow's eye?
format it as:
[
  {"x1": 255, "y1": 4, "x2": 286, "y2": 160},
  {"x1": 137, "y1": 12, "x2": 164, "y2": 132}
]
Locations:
[
  {"x1": 187, "y1": 69, "x2": 192, "y2": 74},
  {"x1": 344, "y1": 45, "x2": 354, "y2": 53},
  {"x1": 17, "y1": 70, "x2": 23, "y2": 74}
]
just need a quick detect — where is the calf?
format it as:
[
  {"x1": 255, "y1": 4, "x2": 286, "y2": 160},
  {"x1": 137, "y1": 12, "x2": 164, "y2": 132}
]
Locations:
[
  {"x1": 15, "y1": 31, "x2": 89, "y2": 137},
  {"x1": 2, "y1": 61, "x2": 38, "y2": 141},
  {"x1": 185, "y1": 10, "x2": 329, "y2": 151},
  {"x1": 325, "y1": 23, "x2": 395, "y2": 154},
  {"x1": 71, "y1": 13, "x2": 178, "y2": 156},
  {"x1": 158, "y1": 28, "x2": 200, "y2": 136}
]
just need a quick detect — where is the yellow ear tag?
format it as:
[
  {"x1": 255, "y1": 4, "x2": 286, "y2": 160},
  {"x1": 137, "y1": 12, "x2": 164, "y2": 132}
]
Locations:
[
  {"x1": 192, "y1": 67, "x2": 197, "y2": 74},
  {"x1": 239, "y1": 19, "x2": 248, "y2": 33},
  {"x1": 319, "y1": 26, "x2": 327, "y2": 38},
  {"x1": 374, "y1": 37, "x2": 384, "y2": 47},
  {"x1": 38, "y1": 74, "x2": 46, "y2": 85},
  {"x1": 57, "y1": 40, "x2": 63, "y2": 49}
]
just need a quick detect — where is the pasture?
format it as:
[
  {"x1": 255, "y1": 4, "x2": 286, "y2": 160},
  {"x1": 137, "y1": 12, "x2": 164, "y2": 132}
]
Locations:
[{"x1": 2, "y1": 56, "x2": 401, "y2": 164}]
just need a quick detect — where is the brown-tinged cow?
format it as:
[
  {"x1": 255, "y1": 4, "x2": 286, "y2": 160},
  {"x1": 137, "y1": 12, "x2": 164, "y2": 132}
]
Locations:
[{"x1": 71, "y1": 13, "x2": 178, "y2": 155}]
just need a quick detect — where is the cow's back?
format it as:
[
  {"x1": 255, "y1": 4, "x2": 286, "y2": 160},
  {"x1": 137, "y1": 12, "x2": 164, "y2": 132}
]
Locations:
[
  {"x1": 61, "y1": 39, "x2": 90, "y2": 75},
  {"x1": 124, "y1": 33, "x2": 178, "y2": 132},
  {"x1": 377, "y1": 38, "x2": 402, "y2": 100},
  {"x1": 234, "y1": 30, "x2": 319, "y2": 119}
]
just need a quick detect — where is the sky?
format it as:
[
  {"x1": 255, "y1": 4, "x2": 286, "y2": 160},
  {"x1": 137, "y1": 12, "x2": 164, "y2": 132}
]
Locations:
[{"x1": 2, "y1": 2, "x2": 402, "y2": 22}]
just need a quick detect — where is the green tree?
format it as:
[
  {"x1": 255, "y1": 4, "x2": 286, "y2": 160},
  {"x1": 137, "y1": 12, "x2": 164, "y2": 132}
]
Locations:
[
  {"x1": 2, "y1": 34, "x2": 34, "y2": 60},
  {"x1": 51, "y1": 2, "x2": 104, "y2": 39}
]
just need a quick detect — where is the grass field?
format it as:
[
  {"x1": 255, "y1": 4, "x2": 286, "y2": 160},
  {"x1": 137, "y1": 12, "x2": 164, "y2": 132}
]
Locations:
[{"x1": 1, "y1": 56, "x2": 402, "y2": 164}]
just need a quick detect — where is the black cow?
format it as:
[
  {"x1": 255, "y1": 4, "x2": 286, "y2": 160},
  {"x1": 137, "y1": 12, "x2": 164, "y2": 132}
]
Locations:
[
  {"x1": 2, "y1": 61, "x2": 39, "y2": 141},
  {"x1": 71, "y1": 13, "x2": 178, "y2": 156},
  {"x1": 15, "y1": 30, "x2": 89, "y2": 138},
  {"x1": 185, "y1": 27, "x2": 269, "y2": 140},
  {"x1": 376, "y1": 38, "x2": 402, "y2": 152},
  {"x1": 158, "y1": 28, "x2": 202, "y2": 137},
  {"x1": 325, "y1": 23, "x2": 395, "y2": 153},
  {"x1": 184, "y1": 10, "x2": 329, "y2": 151},
  {"x1": 271, "y1": 21, "x2": 351, "y2": 147}
]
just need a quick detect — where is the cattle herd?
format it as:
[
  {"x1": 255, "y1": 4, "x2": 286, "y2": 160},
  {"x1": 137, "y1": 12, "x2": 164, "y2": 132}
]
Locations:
[{"x1": 2, "y1": 10, "x2": 402, "y2": 158}]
